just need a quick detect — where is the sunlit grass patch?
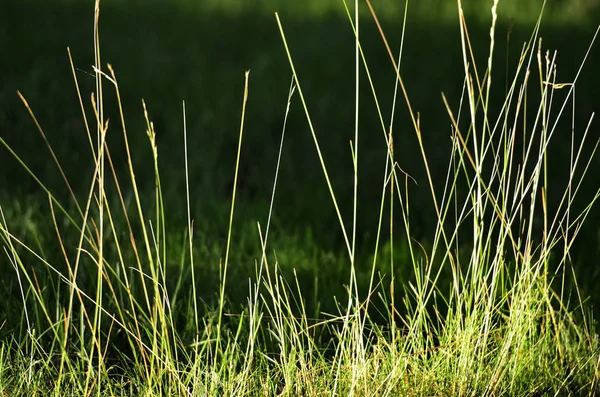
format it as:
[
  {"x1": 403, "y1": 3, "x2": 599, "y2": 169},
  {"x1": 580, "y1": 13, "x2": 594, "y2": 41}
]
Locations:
[{"x1": 0, "y1": 0, "x2": 599, "y2": 395}]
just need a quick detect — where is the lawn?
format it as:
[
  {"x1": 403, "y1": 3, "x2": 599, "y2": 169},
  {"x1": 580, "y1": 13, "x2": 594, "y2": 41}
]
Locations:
[{"x1": 1, "y1": 0, "x2": 599, "y2": 395}]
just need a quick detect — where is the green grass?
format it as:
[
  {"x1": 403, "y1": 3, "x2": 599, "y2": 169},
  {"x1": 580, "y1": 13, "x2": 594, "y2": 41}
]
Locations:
[{"x1": 1, "y1": 0, "x2": 600, "y2": 395}]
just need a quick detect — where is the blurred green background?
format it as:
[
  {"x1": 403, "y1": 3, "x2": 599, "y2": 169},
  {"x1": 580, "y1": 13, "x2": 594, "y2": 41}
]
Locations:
[{"x1": 1, "y1": 0, "x2": 599, "y2": 322}]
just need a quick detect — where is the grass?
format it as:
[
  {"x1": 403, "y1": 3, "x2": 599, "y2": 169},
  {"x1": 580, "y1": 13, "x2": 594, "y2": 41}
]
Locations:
[{"x1": 1, "y1": 0, "x2": 600, "y2": 395}]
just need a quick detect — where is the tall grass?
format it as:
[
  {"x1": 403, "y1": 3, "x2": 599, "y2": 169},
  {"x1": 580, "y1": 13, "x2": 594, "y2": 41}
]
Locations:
[{"x1": 1, "y1": 0, "x2": 599, "y2": 395}]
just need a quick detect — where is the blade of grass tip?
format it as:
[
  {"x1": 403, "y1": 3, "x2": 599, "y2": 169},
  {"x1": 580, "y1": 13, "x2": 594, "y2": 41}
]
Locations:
[
  {"x1": 275, "y1": 13, "x2": 352, "y2": 260},
  {"x1": 256, "y1": 77, "x2": 295, "y2": 296},
  {"x1": 250, "y1": 79, "x2": 296, "y2": 364},
  {"x1": 483, "y1": 0, "x2": 499, "y2": 126},
  {"x1": 217, "y1": 70, "x2": 250, "y2": 355},
  {"x1": 182, "y1": 100, "x2": 200, "y2": 338}
]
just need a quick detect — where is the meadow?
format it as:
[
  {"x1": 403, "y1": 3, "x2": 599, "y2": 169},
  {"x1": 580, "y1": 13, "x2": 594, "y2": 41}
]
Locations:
[{"x1": 1, "y1": 0, "x2": 600, "y2": 395}]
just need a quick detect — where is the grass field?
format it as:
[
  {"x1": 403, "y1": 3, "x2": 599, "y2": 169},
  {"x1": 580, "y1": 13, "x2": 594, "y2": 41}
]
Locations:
[{"x1": 1, "y1": 0, "x2": 600, "y2": 395}]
